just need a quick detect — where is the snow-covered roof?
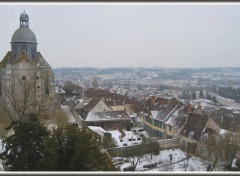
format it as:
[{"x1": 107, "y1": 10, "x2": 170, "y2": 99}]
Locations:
[
  {"x1": 151, "y1": 111, "x2": 159, "y2": 120},
  {"x1": 180, "y1": 113, "x2": 208, "y2": 141},
  {"x1": 219, "y1": 129, "x2": 228, "y2": 136},
  {"x1": 165, "y1": 107, "x2": 187, "y2": 128},
  {"x1": 88, "y1": 126, "x2": 106, "y2": 137},
  {"x1": 85, "y1": 110, "x2": 131, "y2": 122},
  {"x1": 55, "y1": 86, "x2": 66, "y2": 94}
]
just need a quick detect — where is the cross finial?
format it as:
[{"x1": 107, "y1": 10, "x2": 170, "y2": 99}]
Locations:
[{"x1": 23, "y1": 9, "x2": 25, "y2": 13}]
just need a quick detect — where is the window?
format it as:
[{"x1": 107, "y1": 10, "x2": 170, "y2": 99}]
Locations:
[
  {"x1": 169, "y1": 126, "x2": 172, "y2": 131},
  {"x1": 146, "y1": 117, "x2": 153, "y2": 125},
  {"x1": 163, "y1": 133, "x2": 167, "y2": 139},
  {"x1": 174, "y1": 128, "x2": 178, "y2": 133},
  {"x1": 22, "y1": 76, "x2": 26, "y2": 80},
  {"x1": 208, "y1": 149, "x2": 213, "y2": 157},
  {"x1": 154, "y1": 120, "x2": 160, "y2": 127},
  {"x1": 159, "y1": 121, "x2": 163, "y2": 128},
  {"x1": 98, "y1": 104, "x2": 102, "y2": 109}
]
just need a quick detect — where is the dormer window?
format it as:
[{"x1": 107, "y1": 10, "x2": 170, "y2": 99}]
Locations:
[
  {"x1": 188, "y1": 131, "x2": 194, "y2": 139},
  {"x1": 201, "y1": 133, "x2": 208, "y2": 142}
]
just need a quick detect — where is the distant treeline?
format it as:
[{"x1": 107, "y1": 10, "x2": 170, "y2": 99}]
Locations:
[
  {"x1": 218, "y1": 87, "x2": 240, "y2": 103},
  {"x1": 54, "y1": 67, "x2": 240, "y2": 75}
]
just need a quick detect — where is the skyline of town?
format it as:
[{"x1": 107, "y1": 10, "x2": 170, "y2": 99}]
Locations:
[{"x1": 1, "y1": 7, "x2": 240, "y2": 172}]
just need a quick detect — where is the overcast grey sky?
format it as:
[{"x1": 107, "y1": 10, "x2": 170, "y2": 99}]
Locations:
[{"x1": 1, "y1": 3, "x2": 240, "y2": 68}]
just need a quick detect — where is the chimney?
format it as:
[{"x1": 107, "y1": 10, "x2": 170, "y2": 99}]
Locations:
[
  {"x1": 186, "y1": 103, "x2": 192, "y2": 113},
  {"x1": 151, "y1": 96, "x2": 156, "y2": 105},
  {"x1": 198, "y1": 103, "x2": 202, "y2": 111},
  {"x1": 144, "y1": 95, "x2": 147, "y2": 106},
  {"x1": 114, "y1": 90, "x2": 116, "y2": 100}
]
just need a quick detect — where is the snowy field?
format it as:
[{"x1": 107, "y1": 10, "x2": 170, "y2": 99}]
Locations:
[{"x1": 114, "y1": 148, "x2": 223, "y2": 172}]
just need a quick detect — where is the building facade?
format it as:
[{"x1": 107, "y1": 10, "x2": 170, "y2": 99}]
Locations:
[{"x1": 0, "y1": 11, "x2": 58, "y2": 119}]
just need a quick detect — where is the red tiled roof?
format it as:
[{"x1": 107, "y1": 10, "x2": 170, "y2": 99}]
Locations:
[
  {"x1": 84, "y1": 97, "x2": 102, "y2": 112},
  {"x1": 180, "y1": 113, "x2": 208, "y2": 141},
  {"x1": 84, "y1": 88, "x2": 111, "y2": 98}
]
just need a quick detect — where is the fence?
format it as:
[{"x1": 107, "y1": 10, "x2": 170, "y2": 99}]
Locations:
[
  {"x1": 158, "y1": 138, "x2": 179, "y2": 150},
  {"x1": 106, "y1": 138, "x2": 179, "y2": 157}
]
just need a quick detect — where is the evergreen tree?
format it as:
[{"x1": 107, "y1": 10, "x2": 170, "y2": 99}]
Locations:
[
  {"x1": 186, "y1": 91, "x2": 191, "y2": 101},
  {"x1": 0, "y1": 114, "x2": 49, "y2": 171},
  {"x1": 182, "y1": 90, "x2": 186, "y2": 99},
  {"x1": 191, "y1": 91, "x2": 196, "y2": 100},
  {"x1": 199, "y1": 89, "x2": 204, "y2": 99},
  {"x1": 102, "y1": 133, "x2": 117, "y2": 148},
  {"x1": 213, "y1": 96, "x2": 218, "y2": 103},
  {"x1": 38, "y1": 124, "x2": 116, "y2": 171},
  {"x1": 183, "y1": 90, "x2": 191, "y2": 100},
  {"x1": 148, "y1": 140, "x2": 160, "y2": 159},
  {"x1": 92, "y1": 77, "x2": 99, "y2": 88}
]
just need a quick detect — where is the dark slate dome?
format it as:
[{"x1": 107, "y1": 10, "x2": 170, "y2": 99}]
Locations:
[
  {"x1": 20, "y1": 11, "x2": 29, "y2": 21},
  {"x1": 11, "y1": 27, "x2": 37, "y2": 44},
  {"x1": 11, "y1": 11, "x2": 37, "y2": 44},
  {"x1": 11, "y1": 11, "x2": 38, "y2": 60}
]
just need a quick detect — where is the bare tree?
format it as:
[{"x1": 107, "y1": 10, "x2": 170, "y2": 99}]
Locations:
[
  {"x1": 221, "y1": 133, "x2": 240, "y2": 170},
  {"x1": 201, "y1": 132, "x2": 240, "y2": 171},
  {"x1": 123, "y1": 145, "x2": 146, "y2": 171},
  {"x1": 148, "y1": 140, "x2": 160, "y2": 159},
  {"x1": 62, "y1": 80, "x2": 83, "y2": 97},
  {"x1": 204, "y1": 135, "x2": 224, "y2": 171},
  {"x1": 35, "y1": 95, "x2": 52, "y2": 118},
  {"x1": 179, "y1": 145, "x2": 192, "y2": 171},
  {"x1": 0, "y1": 78, "x2": 52, "y2": 121}
]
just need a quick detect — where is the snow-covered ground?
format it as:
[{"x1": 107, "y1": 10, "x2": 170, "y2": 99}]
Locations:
[
  {"x1": 108, "y1": 130, "x2": 142, "y2": 147},
  {"x1": 87, "y1": 126, "x2": 143, "y2": 147},
  {"x1": 114, "y1": 148, "x2": 222, "y2": 172}
]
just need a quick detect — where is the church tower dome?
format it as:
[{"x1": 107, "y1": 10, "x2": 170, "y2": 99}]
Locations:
[
  {"x1": 11, "y1": 11, "x2": 37, "y2": 61},
  {"x1": 20, "y1": 11, "x2": 29, "y2": 22}
]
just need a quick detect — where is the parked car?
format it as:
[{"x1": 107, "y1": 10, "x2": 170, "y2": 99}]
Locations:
[
  {"x1": 143, "y1": 162, "x2": 157, "y2": 168},
  {"x1": 123, "y1": 166, "x2": 134, "y2": 171}
]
